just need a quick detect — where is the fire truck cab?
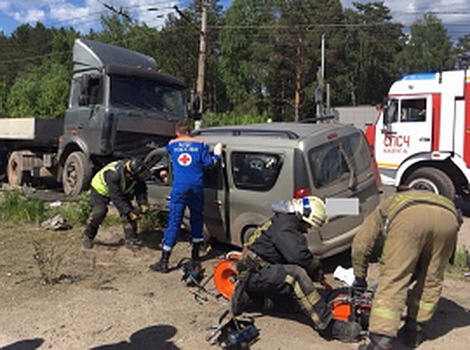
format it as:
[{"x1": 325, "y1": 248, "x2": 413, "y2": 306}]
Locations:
[{"x1": 365, "y1": 70, "x2": 470, "y2": 199}]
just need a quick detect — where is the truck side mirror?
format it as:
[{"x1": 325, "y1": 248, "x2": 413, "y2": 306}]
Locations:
[
  {"x1": 383, "y1": 98, "x2": 398, "y2": 126},
  {"x1": 79, "y1": 75, "x2": 90, "y2": 106}
]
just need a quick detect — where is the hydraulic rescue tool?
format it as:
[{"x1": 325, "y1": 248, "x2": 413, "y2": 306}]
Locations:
[{"x1": 206, "y1": 309, "x2": 260, "y2": 350}]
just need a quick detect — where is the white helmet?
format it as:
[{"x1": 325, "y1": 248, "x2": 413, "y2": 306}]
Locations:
[
  {"x1": 271, "y1": 196, "x2": 328, "y2": 229},
  {"x1": 294, "y1": 196, "x2": 328, "y2": 229}
]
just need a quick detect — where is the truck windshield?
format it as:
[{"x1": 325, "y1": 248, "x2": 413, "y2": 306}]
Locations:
[{"x1": 109, "y1": 76, "x2": 187, "y2": 119}]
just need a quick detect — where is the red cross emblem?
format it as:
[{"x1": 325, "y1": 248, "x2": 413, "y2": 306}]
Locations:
[{"x1": 178, "y1": 153, "x2": 192, "y2": 166}]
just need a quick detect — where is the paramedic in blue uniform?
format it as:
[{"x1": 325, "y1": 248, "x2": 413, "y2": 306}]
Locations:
[{"x1": 150, "y1": 121, "x2": 222, "y2": 273}]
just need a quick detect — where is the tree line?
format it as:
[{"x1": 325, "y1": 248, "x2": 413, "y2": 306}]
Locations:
[{"x1": 0, "y1": 0, "x2": 469, "y2": 122}]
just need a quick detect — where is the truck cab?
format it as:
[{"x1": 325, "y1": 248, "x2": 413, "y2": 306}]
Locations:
[
  {"x1": 366, "y1": 70, "x2": 470, "y2": 199},
  {"x1": 1, "y1": 39, "x2": 188, "y2": 195}
]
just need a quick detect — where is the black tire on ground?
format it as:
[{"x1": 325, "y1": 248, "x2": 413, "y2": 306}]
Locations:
[
  {"x1": 62, "y1": 151, "x2": 93, "y2": 196},
  {"x1": 405, "y1": 167, "x2": 455, "y2": 199},
  {"x1": 7, "y1": 151, "x2": 23, "y2": 188}
]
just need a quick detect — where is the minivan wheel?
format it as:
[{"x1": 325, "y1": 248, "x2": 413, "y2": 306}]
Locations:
[
  {"x1": 405, "y1": 167, "x2": 455, "y2": 200},
  {"x1": 242, "y1": 226, "x2": 258, "y2": 246}
]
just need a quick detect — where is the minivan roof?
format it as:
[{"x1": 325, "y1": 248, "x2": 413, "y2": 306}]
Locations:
[{"x1": 193, "y1": 122, "x2": 357, "y2": 142}]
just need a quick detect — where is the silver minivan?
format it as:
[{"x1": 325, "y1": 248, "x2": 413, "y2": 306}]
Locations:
[{"x1": 147, "y1": 122, "x2": 381, "y2": 258}]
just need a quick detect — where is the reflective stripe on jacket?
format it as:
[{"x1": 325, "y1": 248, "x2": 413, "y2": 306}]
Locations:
[{"x1": 91, "y1": 161, "x2": 136, "y2": 196}]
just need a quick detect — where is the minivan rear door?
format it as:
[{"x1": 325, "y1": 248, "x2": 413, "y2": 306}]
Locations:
[{"x1": 307, "y1": 130, "x2": 379, "y2": 242}]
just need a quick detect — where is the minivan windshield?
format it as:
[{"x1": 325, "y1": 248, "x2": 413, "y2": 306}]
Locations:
[
  {"x1": 309, "y1": 133, "x2": 371, "y2": 189},
  {"x1": 109, "y1": 76, "x2": 187, "y2": 119}
]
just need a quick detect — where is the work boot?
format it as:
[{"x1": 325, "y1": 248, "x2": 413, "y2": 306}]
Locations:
[
  {"x1": 358, "y1": 333, "x2": 393, "y2": 350},
  {"x1": 191, "y1": 242, "x2": 201, "y2": 261},
  {"x1": 231, "y1": 281, "x2": 250, "y2": 316},
  {"x1": 83, "y1": 236, "x2": 94, "y2": 249},
  {"x1": 402, "y1": 318, "x2": 424, "y2": 348},
  {"x1": 329, "y1": 320, "x2": 362, "y2": 343},
  {"x1": 124, "y1": 238, "x2": 141, "y2": 252},
  {"x1": 149, "y1": 251, "x2": 171, "y2": 273}
]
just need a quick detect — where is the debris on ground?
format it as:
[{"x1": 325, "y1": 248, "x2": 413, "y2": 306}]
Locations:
[{"x1": 41, "y1": 214, "x2": 72, "y2": 231}]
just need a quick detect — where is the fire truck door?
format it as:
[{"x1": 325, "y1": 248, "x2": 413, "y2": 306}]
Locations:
[{"x1": 375, "y1": 96, "x2": 432, "y2": 173}]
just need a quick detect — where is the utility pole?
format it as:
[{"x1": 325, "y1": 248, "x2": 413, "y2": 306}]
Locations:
[
  {"x1": 316, "y1": 34, "x2": 326, "y2": 117},
  {"x1": 194, "y1": 1, "x2": 208, "y2": 130}
]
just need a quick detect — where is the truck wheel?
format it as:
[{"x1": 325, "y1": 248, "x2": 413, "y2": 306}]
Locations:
[
  {"x1": 62, "y1": 151, "x2": 92, "y2": 196},
  {"x1": 7, "y1": 151, "x2": 23, "y2": 187},
  {"x1": 405, "y1": 167, "x2": 455, "y2": 199}
]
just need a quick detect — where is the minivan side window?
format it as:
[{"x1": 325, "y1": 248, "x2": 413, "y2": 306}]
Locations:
[
  {"x1": 309, "y1": 133, "x2": 371, "y2": 188},
  {"x1": 231, "y1": 152, "x2": 282, "y2": 191}
]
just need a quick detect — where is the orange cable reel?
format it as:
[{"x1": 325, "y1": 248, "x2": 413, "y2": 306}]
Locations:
[{"x1": 213, "y1": 251, "x2": 241, "y2": 300}]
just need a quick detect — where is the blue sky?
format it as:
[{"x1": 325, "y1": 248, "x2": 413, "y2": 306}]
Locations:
[{"x1": 0, "y1": 1, "x2": 469, "y2": 40}]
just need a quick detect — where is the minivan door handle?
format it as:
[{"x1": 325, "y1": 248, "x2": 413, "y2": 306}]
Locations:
[
  {"x1": 214, "y1": 200, "x2": 222, "y2": 206},
  {"x1": 419, "y1": 137, "x2": 430, "y2": 142}
]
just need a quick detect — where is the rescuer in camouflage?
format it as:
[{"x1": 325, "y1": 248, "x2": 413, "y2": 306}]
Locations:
[{"x1": 352, "y1": 188, "x2": 461, "y2": 349}]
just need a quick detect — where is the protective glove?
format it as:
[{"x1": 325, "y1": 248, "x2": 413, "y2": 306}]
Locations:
[
  {"x1": 139, "y1": 204, "x2": 150, "y2": 214},
  {"x1": 128, "y1": 210, "x2": 140, "y2": 221},
  {"x1": 306, "y1": 259, "x2": 324, "y2": 282},
  {"x1": 352, "y1": 276, "x2": 368, "y2": 295},
  {"x1": 213, "y1": 143, "x2": 223, "y2": 156}
]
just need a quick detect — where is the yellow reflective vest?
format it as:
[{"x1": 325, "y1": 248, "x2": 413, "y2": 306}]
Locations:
[{"x1": 91, "y1": 161, "x2": 136, "y2": 196}]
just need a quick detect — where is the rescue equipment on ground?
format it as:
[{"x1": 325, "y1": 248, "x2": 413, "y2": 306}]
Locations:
[
  {"x1": 206, "y1": 309, "x2": 260, "y2": 349},
  {"x1": 212, "y1": 251, "x2": 374, "y2": 330},
  {"x1": 177, "y1": 257, "x2": 219, "y2": 304},
  {"x1": 213, "y1": 251, "x2": 241, "y2": 300},
  {"x1": 328, "y1": 287, "x2": 373, "y2": 330}
]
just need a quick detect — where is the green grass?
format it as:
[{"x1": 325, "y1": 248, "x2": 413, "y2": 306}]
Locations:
[
  {"x1": 447, "y1": 248, "x2": 470, "y2": 276},
  {"x1": 0, "y1": 190, "x2": 46, "y2": 224},
  {"x1": 50, "y1": 192, "x2": 91, "y2": 225}
]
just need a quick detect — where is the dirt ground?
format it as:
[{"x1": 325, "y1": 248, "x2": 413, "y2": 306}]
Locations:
[{"x1": 1, "y1": 205, "x2": 470, "y2": 350}]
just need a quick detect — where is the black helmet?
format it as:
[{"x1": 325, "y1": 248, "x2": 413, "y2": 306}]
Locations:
[{"x1": 125, "y1": 158, "x2": 149, "y2": 179}]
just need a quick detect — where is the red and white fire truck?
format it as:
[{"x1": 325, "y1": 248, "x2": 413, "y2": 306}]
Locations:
[{"x1": 365, "y1": 70, "x2": 470, "y2": 199}]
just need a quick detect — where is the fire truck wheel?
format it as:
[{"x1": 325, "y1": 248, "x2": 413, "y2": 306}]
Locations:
[
  {"x1": 405, "y1": 167, "x2": 455, "y2": 200},
  {"x1": 62, "y1": 151, "x2": 93, "y2": 196}
]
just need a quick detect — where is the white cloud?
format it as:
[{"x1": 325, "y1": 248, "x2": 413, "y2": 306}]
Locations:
[
  {"x1": 1, "y1": 0, "x2": 469, "y2": 38},
  {"x1": 13, "y1": 8, "x2": 45, "y2": 22}
]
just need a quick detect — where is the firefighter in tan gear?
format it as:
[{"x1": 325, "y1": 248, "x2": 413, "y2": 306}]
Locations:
[
  {"x1": 352, "y1": 188, "x2": 461, "y2": 349},
  {"x1": 231, "y1": 196, "x2": 362, "y2": 342}
]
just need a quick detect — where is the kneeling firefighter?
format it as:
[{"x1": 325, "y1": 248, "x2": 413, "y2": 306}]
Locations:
[
  {"x1": 231, "y1": 196, "x2": 361, "y2": 342},
  {"x1": 83, "y1": 158, "x2": 150, "y2": 252}
]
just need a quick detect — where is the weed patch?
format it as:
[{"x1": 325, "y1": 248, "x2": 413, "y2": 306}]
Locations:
[
  {"x1": 32, "y1": 240, "x2": 66, "y2": 284},
  {"x1": 0, "y1": 190, "x2": 46, "y2": 224},
  {"x1": 447, "y1": 248, "x2": 470, "y2": 276}
]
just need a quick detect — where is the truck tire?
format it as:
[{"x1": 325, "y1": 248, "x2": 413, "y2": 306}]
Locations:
[
  {"x1": 62, "y1": 151, "x2": 92, "y2": 196},
  {"x1": 405, "y1": 167, "x2": 455, "y2": 200},
  {"x1": 7, "y1": 151, "x2": 23, "y2": 187}
]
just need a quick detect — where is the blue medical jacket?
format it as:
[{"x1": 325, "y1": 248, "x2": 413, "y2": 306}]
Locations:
[{"x1": 166, "y1": 136, "x2": 220, "y2": 188}]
